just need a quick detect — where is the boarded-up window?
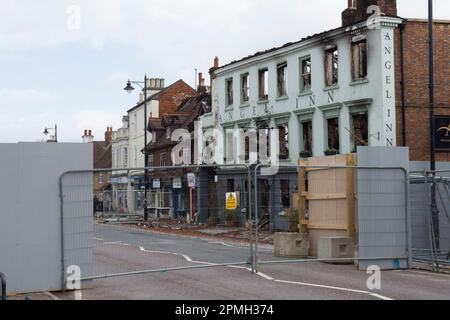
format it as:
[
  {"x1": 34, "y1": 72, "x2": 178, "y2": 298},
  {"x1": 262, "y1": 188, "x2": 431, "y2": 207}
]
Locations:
[
  {"x1": 241, "y1": 73, "x2": 249, "y2": 103},
  {"x1": 351, "y1": 39, "x2": 367, "y2": 80},
  {"x1": 277, "y1": 62, "x2": 288, "y2": 97},
  {"x1": 324, "y1": 46, "x2": 338, "y2": 87},
  {"x1": 351, "y1": 112, "x2": 369, "y2": 150},
  {"x1": 226, "y1": 78, "x2": 233, "y2": 106},
  {"x1": 300, "y1": 57, "x2": 311, "y2": 92},
  {"x1": 259, "y1": 68, "x2": 269, "y2": 100},
  {"x1": 327, "y1": 118, "x2": 340, "y2": 151}
]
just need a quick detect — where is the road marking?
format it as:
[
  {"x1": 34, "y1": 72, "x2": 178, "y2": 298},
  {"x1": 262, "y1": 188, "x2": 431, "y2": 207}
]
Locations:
[
  {"x1": 208, "y1": 241, "x2": 237, "y2": 248},
  {"x1": 274, "y1": 279, "x2": 393, "y2": 300},
  {"x1": 93, "y1": 237, "x2": 104, "y2": 241},
  {"x1": 44, "y1": 291, "x2": 62, "y2": 301},
  {"x1": 104, "y1": 241, "x2": 124, "y2": 245}
]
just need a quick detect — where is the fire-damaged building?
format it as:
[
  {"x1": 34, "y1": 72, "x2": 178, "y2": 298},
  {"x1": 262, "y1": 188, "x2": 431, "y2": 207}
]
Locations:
[{"x1": 197, "y1": 0, "x2": 449, "y2": 230}]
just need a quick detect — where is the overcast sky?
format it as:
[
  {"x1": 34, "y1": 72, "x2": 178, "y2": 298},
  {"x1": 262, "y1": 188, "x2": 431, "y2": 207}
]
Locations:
[{"x1": 0, "y1": 0, "x2": 448, "y2": 143}]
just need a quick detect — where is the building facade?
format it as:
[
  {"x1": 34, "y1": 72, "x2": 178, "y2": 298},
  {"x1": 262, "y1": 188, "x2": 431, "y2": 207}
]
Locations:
[
  {"x1": 126, "y1": 78, "x2": 196, "y2": 213},
  {"x1": 110, "y1": 116, "x2": 130, "y2": 212},
  {"x1": 82, "y1": 128, "x2": 113, "y2": 213},
  {"x1": 199, "y1": 0, "x2": 449, "y2": 230}
]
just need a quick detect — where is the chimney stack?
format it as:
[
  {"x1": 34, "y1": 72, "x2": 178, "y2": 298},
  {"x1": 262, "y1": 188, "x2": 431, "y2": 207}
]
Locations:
[
  {"x1": 341, "y1": 0, "x2": 397, "y2": 26},
  {"x1": 82, "y1": 129, "x2": 94, "y2": 143},
  {"x1": 209, "y1": 56, "x2": 220, "y2": 88},
  {"x1": 105, "y1": 127, "x2": 113, "y2": 144}
]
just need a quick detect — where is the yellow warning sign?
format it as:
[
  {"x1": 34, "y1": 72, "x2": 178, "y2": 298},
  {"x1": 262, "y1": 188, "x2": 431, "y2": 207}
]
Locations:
[{"x1": 226, "y1": 192, "x2": 237, "y2": 210}]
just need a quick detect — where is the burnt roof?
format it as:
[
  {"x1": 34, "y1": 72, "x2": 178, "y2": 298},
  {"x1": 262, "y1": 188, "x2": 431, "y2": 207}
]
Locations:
[{"x1": 216, "y1": 15, "x2": 402, "y2": 71}]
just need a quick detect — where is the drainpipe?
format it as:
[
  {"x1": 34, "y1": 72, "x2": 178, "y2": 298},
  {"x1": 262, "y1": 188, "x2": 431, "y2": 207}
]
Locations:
[
  {"x1": 0, "y1": 272, "x2": 6, "y2": 300},
  {"x1": 399, "y1": 21, "x2": 407, "y2": 147}
]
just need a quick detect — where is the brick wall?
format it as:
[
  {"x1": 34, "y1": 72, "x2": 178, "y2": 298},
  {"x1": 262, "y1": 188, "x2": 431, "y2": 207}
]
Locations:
[
  {"x1": 395, "y1": 20, "x2": 450, "y2": 161},
  {"x1": 158, "y1": 80, "x2": 196, "y2": 115}
]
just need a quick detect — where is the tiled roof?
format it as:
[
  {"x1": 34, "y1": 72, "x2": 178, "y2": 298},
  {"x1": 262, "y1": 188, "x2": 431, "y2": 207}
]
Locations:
[{"x1": 93, "y1": 141, "x2": 112, "y2": 169}]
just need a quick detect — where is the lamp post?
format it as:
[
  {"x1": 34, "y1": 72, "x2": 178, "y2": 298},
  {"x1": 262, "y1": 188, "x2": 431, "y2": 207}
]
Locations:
[
  {"x1": 428, "y1": 0, "x2": 440, "y2": 249},
  {"x1": 124, "y1": 75, "x2": 149, "y2": 221},
  {"x1": 43, "y1": 124, "x2": 58, "y2": 142}
]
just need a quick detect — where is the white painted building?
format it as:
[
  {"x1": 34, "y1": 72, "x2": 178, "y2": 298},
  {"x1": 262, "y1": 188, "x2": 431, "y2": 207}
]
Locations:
[
  {"x1": 201, "y1": 15, "x2": 402, "y2": 164},
  {"x1": 127, "y1": 78, "x2": 165, "y2": 212},
  {"x1": 110, "y1": 116, "x2": 130, "y2": 212}
]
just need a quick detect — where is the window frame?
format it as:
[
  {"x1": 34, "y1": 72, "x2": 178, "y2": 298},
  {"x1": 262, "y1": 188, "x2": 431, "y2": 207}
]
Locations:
[
  {"x1": 276, "y1": 119, "x2": 290, "y2": 161},
  {"x1": 240, "y1": 73, "x2": 250, "y2": 104},
  {"x1": 258, "y1": 68, "x2": 269, "y2": 101},
  {"x1": 350, "y1": 108, "x2": 369, "y2": 152},
  {"x1": 225, "y1": 78, "x2": 234, "y2": 107},
  {"x1": 299, "y1": 56, "x2": 312, "y2": 93},
  {"x1": 324, "y1": 45, "x2": 339, "y2": 87},
  {"x1": 277, "y1": 62, "x2": 288, "y2": 98},
  {"x1": 351, "y1": 36, "x2": 368, "y2": 82}
]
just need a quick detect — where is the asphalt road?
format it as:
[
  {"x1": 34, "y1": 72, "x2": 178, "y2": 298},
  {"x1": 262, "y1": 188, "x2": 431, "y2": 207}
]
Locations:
[{"x1": 54, "y1": 223, "x2": 450, "y2": 300}]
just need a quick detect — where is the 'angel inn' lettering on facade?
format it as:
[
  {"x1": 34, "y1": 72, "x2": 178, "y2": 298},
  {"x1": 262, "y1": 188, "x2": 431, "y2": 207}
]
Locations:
[{"x1": 197, "y1": 16, "x2": 402, "y2": 164}]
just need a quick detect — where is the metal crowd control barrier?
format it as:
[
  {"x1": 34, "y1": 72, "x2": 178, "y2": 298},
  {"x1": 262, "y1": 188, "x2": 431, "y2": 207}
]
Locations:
[
  {"x1": 59, "y1": 164, "x2": 255, "y2": 289},
  {"x1": 253, "y1": 164, "x2": 411, "y2": 272},
  {"x1": 409, "y1": 170, "x2": 450, "y2": 272},
  {"x1": 0, "y1": 272, "x2": 6, "y2": 301}
]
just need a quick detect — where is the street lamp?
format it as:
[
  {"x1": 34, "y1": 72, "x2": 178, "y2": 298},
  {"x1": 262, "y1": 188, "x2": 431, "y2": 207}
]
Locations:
[
  {"x1": 43, "y1": 124, "x2": 58, "y2": 142},
  {"x1": 124, "y1": 76, "x2": 150, "y2": 221}
]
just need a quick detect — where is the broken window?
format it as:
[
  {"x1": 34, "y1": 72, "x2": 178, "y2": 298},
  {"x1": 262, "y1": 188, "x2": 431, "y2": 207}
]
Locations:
[
  {"x1": 259, "y1": 68, "x2": 269, "y2": 100},
  {"x1": 351, "y1": 112, "x2": 369, "y2": 151},
  {"x1": 280, "y1": 180, "x2": 290, "y2": 210},
  {"x1": 326, "y1": 117, "x2": 340, "y2": 152},
  {"x1": 277, "y1": 62, "x2": 288, "y2": 97},
  {"x1": 351, "y1": 38, "x2": 368, "y2": 81},
  {"x1": 301, "y1": 120, "x2": 313, "y2": 154},
  {"x1": 241, "y1": 73, "x2": 249, "y2": 103},
  {"x1": 324, "y1": 46, "x2": 339, "y2": 87},
  {"x1": 300, "y1": 56, "x2": 312, "y2": 92},
  {"x1": 278, "y1": 122, "x2": 289, "y2": 160},
  {"x1": 226, "y1": 78, "x2": 233, "y2": 106}
]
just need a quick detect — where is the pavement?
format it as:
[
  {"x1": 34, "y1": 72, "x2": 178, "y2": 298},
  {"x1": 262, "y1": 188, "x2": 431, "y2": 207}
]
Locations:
[{"x1": 43, "y1": 223, "x2": 450, "y2": 300}]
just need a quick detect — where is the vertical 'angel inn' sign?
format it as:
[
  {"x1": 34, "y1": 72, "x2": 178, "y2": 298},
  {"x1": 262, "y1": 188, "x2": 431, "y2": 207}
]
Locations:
[{"x1": 382, "y1": 30, "x2": 396, "y2": 147}]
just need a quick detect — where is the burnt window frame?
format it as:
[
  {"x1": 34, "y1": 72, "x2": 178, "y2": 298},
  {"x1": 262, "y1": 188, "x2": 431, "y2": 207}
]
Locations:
[
  {"x1": 300, "y1": 56, "x2": 312, "y2": 93},
  {"x1": 225, "y1": 78, "x2": 234, "y2": 107},
  {"x1": 277, "y1": 62, "x2": 288, "y2": 98},
  {"x1": 276, "y1": 119, "x2": 290, "y2": 161},
  {"x1": 351, "y1": 35, "x2": 368, "y2": 81},
  {"x1": 300, "y1": 118, "x2": 313, "y2": 155},
  {"x1": 258, "y1": 68, "x2": 269, "y2": 101},
  {"x1": 240, "y1": 73, "x2": 250, "y2": 104},
  {"x1": 350, "y1": 108, "x2": 369, "y2": 152},
  {"x1": 324, "y1": 45, "x2": 339, "y2": 87}
]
